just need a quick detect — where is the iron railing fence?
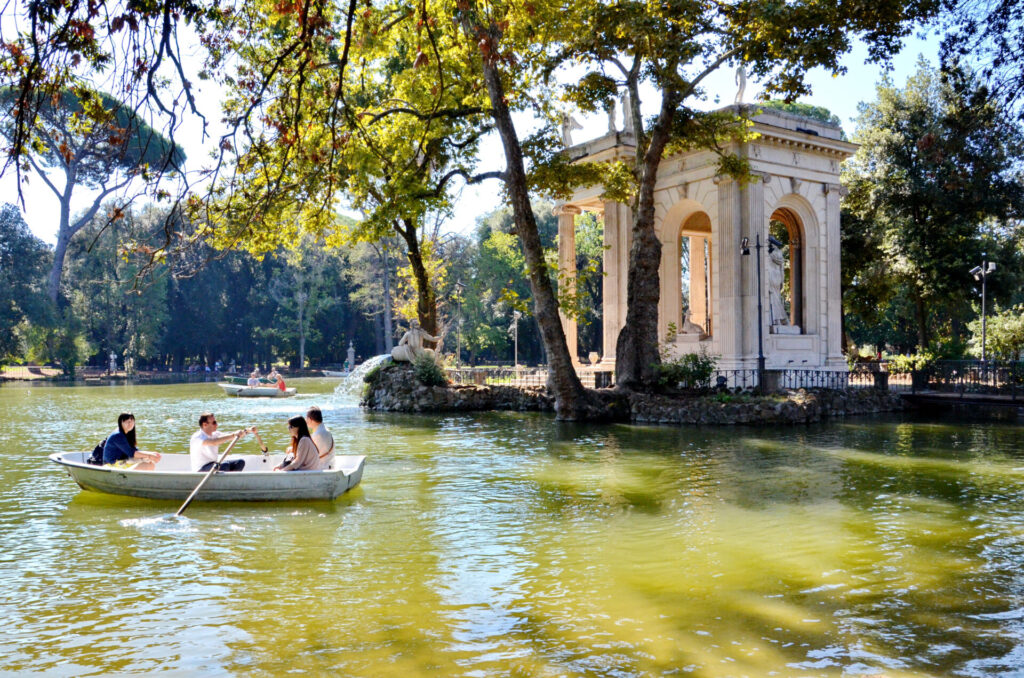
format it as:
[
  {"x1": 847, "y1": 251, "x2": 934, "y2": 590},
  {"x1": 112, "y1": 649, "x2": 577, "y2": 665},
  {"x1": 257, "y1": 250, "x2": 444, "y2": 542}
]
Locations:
[
  {"x1": 917, "y1": 360, "x2": 1023, "y2": 398},
  {"x1": 710, "y1": 369, "x2": 760, "y2": 391},
  {"x1": 778, "y1": 369, "x2": 848, "y2": 390},
  {"x1": 446, "y1": 367, "x2": 550, "y2": 388},
  {"x1": 446, "y1": 366, "x2": 854, "y2": 394},
  {"x1": 850, "y1": 359, "x2": 1024, "y2": 397}
]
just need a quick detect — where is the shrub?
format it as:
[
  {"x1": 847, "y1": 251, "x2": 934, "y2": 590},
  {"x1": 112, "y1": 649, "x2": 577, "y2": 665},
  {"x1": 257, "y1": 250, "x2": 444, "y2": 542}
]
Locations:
[
  {"x1": 363, "y1": 358, "x2": 397, "y2": 386},
  {"x1": 653, "y1": 349, "x2": 717, "y2": 391},
  {"x1": 413, "y1": 353, "x2": 447, "y2": 387},
  {"x1": 887, "y1": 351, "x2": 936, "y2": 374}
]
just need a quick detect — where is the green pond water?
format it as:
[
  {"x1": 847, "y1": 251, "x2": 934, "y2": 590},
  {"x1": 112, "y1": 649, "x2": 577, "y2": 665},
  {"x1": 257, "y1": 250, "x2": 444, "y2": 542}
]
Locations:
[{"x1": 2, "y1": 378, "x2": 1024, "y2": 677}]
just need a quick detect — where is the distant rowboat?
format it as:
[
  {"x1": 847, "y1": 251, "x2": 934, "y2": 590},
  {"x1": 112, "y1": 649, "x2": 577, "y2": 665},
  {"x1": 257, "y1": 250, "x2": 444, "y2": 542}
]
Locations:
[{"x1": 217, "y1": 382, "x2": 296, "y2": 397}]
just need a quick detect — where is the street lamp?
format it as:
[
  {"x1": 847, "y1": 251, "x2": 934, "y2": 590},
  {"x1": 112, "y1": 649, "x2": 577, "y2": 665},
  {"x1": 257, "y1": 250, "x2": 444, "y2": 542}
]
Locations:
[
  {"x1": 510, "y1": 310, "x2": 522, "y2": 369},
  {"x1": 741, "y1": 235, "x2": 766, "y2": 393},
  {"x1": 454, "y1": 281, "x2": 465, "y2": 369},
  {"x1": 970, "y1": 254, "x2": 997, "y2": 363}
]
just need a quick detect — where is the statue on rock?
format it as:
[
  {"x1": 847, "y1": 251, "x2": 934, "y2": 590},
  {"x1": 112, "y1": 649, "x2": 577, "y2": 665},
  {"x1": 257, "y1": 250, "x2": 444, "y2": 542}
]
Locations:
[{"x1": 392, "y1": 319, "x2": 440, "y2": 363}]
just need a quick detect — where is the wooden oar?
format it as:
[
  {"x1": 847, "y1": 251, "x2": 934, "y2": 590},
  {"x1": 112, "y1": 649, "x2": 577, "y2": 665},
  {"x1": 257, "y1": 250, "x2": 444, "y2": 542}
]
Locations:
[{"x1": 175, "y1": 435, "x2": 242, "y2": 517}]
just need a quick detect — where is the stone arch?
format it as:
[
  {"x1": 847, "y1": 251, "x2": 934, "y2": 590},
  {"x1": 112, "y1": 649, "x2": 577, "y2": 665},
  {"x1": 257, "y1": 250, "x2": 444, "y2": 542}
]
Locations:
[
  {"x1": 767, "y1": 193, "x2": 821, "y2": 335},
  {"x1": 679, "y1": 211, "x2": 713, "y2": 336},
  {"x1": 659, "y1": 199, "x2": 715, "y2": 341}
]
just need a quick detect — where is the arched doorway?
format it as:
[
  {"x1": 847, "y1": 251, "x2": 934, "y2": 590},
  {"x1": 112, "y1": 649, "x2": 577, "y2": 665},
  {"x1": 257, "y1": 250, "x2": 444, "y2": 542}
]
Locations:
[
  {"x1": 768, "y1": 207, "x2": 803, "y2": 330},
  {"x1": 679, "y1": 212, "x2": 712, "y2": 336}
]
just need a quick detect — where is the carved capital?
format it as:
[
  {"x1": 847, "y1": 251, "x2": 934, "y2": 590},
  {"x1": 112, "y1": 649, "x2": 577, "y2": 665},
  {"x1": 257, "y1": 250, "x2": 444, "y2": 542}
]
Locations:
[
  {"x1": 822, "y1": 183, "x2": 846, "y2": 197},
  {"x1": 552, "y1": 204, "x2": 582, "y2": 216},
  {"x1": 789, "y1": 177, "x2": 802, "y2": 193}
]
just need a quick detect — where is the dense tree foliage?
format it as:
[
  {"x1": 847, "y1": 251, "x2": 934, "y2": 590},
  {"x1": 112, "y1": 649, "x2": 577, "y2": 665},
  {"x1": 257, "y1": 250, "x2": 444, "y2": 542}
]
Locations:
[
  {"x1": 0, "y1": 87, "x2": 183, "y2": 304},
  {"x1": 0, "y1": 204, "x2": 51, "y2": 359},
  {"x1": 842, "y1": 61, "x2": 1024, "y2": 354}
]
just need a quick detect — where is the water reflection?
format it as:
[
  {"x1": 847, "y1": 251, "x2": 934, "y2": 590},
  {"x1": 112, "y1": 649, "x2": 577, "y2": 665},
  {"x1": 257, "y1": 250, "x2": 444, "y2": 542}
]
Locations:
[{"x1": 2, "y1": 379, "x2": 1024, "y2": 675}]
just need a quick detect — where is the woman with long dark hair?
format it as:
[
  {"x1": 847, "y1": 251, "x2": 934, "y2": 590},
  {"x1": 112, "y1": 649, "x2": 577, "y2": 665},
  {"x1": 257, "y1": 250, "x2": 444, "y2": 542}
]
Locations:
[
  {"x1": 273, "y1": 415, "x2": 320, "y2": 471},
  {"x1": 102, "y1": 413, "x2": 161, "y2": 470}
]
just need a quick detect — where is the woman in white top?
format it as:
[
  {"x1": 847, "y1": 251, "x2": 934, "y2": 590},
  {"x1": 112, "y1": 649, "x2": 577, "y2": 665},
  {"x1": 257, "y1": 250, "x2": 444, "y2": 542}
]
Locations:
[{"x1": 273, "y1": 416, "x2": 320, "y2": 471}]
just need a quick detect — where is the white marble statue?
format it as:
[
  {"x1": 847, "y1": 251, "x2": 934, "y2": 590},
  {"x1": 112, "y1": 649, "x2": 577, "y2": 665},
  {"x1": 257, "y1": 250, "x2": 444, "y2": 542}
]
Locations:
[
  {"x1": 680, "y1": 310, "x2": 708, "y2": 339},
  {"x1": 621, "y1": 90, "x2": 635, "y2": 133},
  {"x1": 560, "y1": 113, "x2": 582, "y2": 147},
  {"x1": 392, "y1": 320, "x2": 440, "y2": 363},
  {"x1": 735, "y1": 65, "x2": 747, "y2": 104},
  {"x1": 606, "y1": 98, "x2": 617, "y2": 133},
  {"x1": 767, "y1": 245, "x2": 789, "y2": 326}
]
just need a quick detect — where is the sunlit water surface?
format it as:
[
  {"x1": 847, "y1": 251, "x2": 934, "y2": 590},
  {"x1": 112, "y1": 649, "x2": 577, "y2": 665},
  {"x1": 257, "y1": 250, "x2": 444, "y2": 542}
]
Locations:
[{"x1": 2, "y1": 378, "x2": 1024, "y2": 676}]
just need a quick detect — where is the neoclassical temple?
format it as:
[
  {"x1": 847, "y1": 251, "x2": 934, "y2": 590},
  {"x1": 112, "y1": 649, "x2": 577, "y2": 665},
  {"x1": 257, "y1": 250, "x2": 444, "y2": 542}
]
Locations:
[{"x1": 556, "y1": 104, "x2": 855, "y2": 375}]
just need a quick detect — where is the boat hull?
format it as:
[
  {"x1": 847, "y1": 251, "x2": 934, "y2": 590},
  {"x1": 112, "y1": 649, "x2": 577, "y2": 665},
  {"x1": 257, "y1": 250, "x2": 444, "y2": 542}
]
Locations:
[
  {"x1": 49, "y1": 452, "x2": 365, "y2": 501},
  {"x1": 218, "y1": 383, "x2": 296, "y2": 397}
]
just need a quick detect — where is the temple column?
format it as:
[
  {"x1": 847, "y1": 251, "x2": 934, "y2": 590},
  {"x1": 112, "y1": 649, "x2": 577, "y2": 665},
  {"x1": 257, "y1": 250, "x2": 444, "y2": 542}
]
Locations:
[
  {"x1": 689, "y1": 236, "x2": 707, "y2": 333},
  {"x1": 824, "y1": 183, "x2": 845, "y2": 367},
  {"x1": 601, "y1": 200, "x2": 629, "y2": 365},
  {"x1": 555, "y1": 204, "x2": 580, "y2": 364}
]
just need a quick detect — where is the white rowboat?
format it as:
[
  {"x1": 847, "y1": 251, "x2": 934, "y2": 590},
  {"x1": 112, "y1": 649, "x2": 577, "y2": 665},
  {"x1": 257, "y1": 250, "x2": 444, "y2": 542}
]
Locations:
[
  {"x1": 49, "y1": 452, "x2": 365, "y2": 501},
  {"x1": 217, "y1": 382, "x2": 296, "y2": 397}
]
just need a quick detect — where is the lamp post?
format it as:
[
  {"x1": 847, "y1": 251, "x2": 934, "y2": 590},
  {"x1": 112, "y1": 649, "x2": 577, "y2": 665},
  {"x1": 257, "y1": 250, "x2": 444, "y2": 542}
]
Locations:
[
  {"x1": 741, "y1": 235, "x2": 766, "y2": 393},
  {"x1": 510, "y1": 310, "x2": 522, "y2": 369},
  {"x1": 454, "y1": 281, "x2": 465, "y2": 369},
  {"x1": 970, "y1": 254, "x2": 997, "y2": 363}
]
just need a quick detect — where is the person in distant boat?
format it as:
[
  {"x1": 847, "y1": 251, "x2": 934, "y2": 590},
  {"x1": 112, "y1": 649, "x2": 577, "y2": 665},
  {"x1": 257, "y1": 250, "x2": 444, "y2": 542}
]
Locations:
[
  {"x1": 247, "y1": 371, "x2": 260, "y2": 388},
  {"x1": 305, "y1": 406, "x2": 335, "y2": 470},
  {"x1": 103, "y1": 412, "x2": 161, "y2": 470},
  {"x1": 267, "y1": 367, "x2": 287, "y2": 392},
  {"x1": 273, "y1": 416, "x2": 320, "y2": 471},
  {"x1": 190, "y1": 412, "x2": 248, "y2": 472}
]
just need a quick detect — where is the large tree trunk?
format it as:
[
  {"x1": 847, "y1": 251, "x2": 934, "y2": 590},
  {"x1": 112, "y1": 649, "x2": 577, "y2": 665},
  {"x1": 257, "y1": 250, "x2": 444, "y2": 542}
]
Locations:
[
  {"x1": 481, "y1": 59, "x2": 589, "y2": 420},
  {"x1": 915, "y1": 290, "x2": 928, "y2": 350},
  {"x1": 298, "y1": 303, "x2": 306, "y2": 368},
  {"x1": 381, "y1": 245, "x2": 394, "y2": 351},
  {"x1": 396, "y1": 218, "x2": 438, "y2": 336},
  {"x1": 615, "y1": 84, "x2": 680, "y2": 390},
  {"x1": 48, "y1": 198, "x2": 73, "y2": 305}
]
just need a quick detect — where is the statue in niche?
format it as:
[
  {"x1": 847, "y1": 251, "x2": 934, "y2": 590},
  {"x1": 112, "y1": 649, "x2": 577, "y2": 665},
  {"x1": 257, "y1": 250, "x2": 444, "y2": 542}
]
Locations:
[
  {"x1": 560, "y1": 113, "x2": 582, "y2": 147},
  {"x1": 621, "y1": 90, "x2": 635, "y2": 133},
  {"x1": 734, "y1": 65, "x2": 747, "y2": 104},
  {"x1": 391, "y1": 319, "x2": 439, "y2": 363},
  {"x1": 680, "y1": 310, "x2": 709, "y2": 339},
  {"x1": 605, "y1": 98, "x2": 617, "y2": 133},
  {"x1": 767, "y1": 239, "x2": 789, "y2": 326}
]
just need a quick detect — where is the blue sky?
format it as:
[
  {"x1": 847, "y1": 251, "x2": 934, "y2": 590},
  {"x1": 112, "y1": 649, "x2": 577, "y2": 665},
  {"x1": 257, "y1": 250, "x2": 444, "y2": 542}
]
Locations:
[{"x1": 2, "y1": 29, "x2": 941, "y2": 245}]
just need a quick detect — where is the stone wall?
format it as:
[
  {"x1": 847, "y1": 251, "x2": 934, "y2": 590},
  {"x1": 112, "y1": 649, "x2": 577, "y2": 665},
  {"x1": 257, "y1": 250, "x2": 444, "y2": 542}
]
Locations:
[
  {"x1": 629, "y1": 387, "x2": 903, "y2": 425},
  {"x1": 362, "y1": 362, "x2": 904, "y2": 424},
  {"x1": 362, "y1": 363, "x2": 554, "y2": 413}
]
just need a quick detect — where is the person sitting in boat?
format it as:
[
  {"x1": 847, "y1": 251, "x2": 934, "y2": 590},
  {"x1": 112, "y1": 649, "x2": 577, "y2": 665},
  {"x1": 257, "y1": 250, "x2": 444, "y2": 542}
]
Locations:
[
  {"x1": 305, "y1": 406, "x2": 334, "y2": 470},
  {"x1": 190, "y1": 412, "x2": 248, "y2": 472},
  {"x1": 246, "y1": 371, "x2": 260, "y2": 388},
  {"x1": 273, "y1": 416, "x2": 320, "y2": 471},
  {"x1": 267, "y1": 367, "x2": 287, "y2": 392},
  {"x1": 103, "y1": 412, "x2": 161, "y2": 470}
]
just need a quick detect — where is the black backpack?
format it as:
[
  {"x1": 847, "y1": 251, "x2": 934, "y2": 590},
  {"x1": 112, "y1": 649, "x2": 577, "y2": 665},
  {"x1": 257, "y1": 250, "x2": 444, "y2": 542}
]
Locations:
[{"x1": 87, "y1": 439, "x2": 106, "y2": 465}]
